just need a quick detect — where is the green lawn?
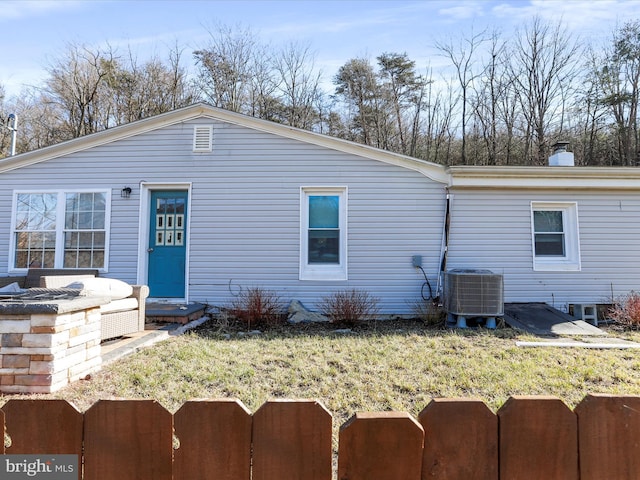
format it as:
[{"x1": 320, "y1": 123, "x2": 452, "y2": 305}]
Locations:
[{"x1": 8, "y1": 320, "x2": 640, "y2": 429}]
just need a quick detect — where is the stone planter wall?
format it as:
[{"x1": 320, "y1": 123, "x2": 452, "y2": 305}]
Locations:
[{"x1": 0, "y1": 299, "x2": 104, "y2": 393}]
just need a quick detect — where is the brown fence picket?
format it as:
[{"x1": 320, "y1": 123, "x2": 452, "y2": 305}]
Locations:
[
  {"x1": 83, "y1": 399, "x2": 172, "y2": 480},
  {"x1": 338, "y1": 411, "x2": 424, "y2": 480},
  {"x1": 419, "y1": 398, "x2": 498, "y2": 480},
  {"x1": 5, "y1": 395, "x2": 640, "y2": 478},
  {"x1": 1, "y1": 400, "x2": 82, "y2": 480},
  {"x1": 576, "y1": 393, "x2": 640, "y2": 480},
  {"x1": 499, "y1": 395, "x2": 578, "y2": 480},
  {"x1": 1, "y1": 399, "x2": 83, "y2": 456},
  {"x1": 174, "y1": 399, "x2": 252, "y2": 480},
  {"x1": 252, "y1": 399, "x2": 332, "y2": 480}
]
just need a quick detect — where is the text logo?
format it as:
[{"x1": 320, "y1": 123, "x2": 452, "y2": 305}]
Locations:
[{"x1": 1, "y1": 455, "x2": 77, "y2": 479}]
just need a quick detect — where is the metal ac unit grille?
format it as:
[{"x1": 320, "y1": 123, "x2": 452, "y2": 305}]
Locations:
[{"x1": 444, "y1": 269, "x2": 504, "y2": 316}]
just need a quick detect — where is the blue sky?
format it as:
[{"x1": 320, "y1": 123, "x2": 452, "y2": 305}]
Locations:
[{"x1": 2, "y1": 0, "x2": 640, "y2": 98}]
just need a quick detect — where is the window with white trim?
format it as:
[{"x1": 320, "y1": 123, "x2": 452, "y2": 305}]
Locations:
[
  {"x1": 12, "y1": 191, "x2": 109, "y2": 270},
  {"x1": 531, "y1": 202, "x2": 580, "y2": 271},
  {"x1": 300, "y1": 187, "x2": 347, "y2": 280}
]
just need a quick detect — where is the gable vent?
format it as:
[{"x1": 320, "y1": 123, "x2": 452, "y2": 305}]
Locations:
[{"x1": 193, "y1": 125, "x2": 213, "y2": 152}]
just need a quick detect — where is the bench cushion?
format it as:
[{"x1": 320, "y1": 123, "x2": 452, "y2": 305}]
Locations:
[
  {"x1": 66, "y1": 277, "x2": 133, "y2": 300},
  {"x1": 100, "y1": 297, "x2": 139, "y2": 314}
]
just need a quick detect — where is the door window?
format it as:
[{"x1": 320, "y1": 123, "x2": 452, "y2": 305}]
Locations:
[{"x1": 155, "y1": 197, "x2": 185, "y2": 247}]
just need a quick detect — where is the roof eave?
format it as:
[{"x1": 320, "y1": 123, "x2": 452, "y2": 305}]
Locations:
[{"x1": 448, "y1": 165, "x2": 640, "y2": 190}]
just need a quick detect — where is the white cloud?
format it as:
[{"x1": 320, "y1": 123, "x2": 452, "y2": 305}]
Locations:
[
  {"x1": 0, "y1": 67, "x2": 47, "y2": 97},
  {"x1": 0, "y1": 0, "x2": 85, "y2": 21},
  {"x1": 491, "y1": 0, "x2": 640, "y2": 36},
  {"x1": 438, "y1": 0, "x2": 487, "y2": 20}
]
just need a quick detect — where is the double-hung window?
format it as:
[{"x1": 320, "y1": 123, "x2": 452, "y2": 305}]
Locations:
[
  {"x1": 300, "y1": 187, "x2": 347, "y2": 280},
  {"x1": 531, "y1": 202, "x2": 580, "y2": 271},
  {"x1": 12, "y1": 191, "x2": 109, "y2": 271}
]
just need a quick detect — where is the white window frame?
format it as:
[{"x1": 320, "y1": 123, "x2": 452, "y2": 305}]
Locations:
[
  {"x1": 530, "y1": 201, "x2": 580, "y2": 271},
  {"x1": 300, "y1": 186, "x2": 347, "y2": 281},
  {"x1": 9, "y1": 189, "x2": 111, "y2": 273}
]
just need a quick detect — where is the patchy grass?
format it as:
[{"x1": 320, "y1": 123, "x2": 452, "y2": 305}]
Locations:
[{"x1": 3, "y1": 320, "x2": 640, "y2": 431}]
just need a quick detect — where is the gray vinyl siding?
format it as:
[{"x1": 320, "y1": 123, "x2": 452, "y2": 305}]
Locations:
[
  {"x1": 447, "y1": 189, "x2": 640, "y2": 308},
  {"x1": 0, "y1": 119, "x2": 447, "y2": 314}
]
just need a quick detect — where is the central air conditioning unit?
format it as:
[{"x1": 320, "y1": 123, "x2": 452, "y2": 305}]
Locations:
[{"x1": 443, "y1": 269, "x2": 504, "y2": 328}]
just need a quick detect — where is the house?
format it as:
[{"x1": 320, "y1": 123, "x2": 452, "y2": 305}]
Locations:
[
  {"x1": 445, "y1": 161, "x2": 640, "y2": 311},
  {"x1": 1, "y1": 103, "x2": 639, "y2": 316},
  {"x1": 0, "y1": 103, "x2": 448, "y2": 314}
]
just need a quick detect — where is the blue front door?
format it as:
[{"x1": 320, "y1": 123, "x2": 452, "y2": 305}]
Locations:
[{"x1": 148, "y1": 190, "x2": 188, "y2": 298}]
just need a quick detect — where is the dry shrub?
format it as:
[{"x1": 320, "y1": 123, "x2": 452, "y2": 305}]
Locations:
[
  {"x1": 228, "y1": 287, "x2": 285, "y2": 330},
  {"x1": 608, "y1": 291, "x2": 640, "y2": 329},
  {"x1": 409, "y1": 299, "x2": 444, "y2": 326},
  {"x1": 317, "y1": 289, "x2": 380, "y2": 327}
]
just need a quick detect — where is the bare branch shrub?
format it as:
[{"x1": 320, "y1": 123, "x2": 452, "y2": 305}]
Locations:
[
  {"x1": 317, "y1": 289, "x2": 380, "y2": 326},
  {"x1": 608, "y1": 291, "x2": 640, "y2": 329},
  {"x1": 228, "y1": 287, "x2": 286, "y2": 330},
  {"x1": 409, "y1": 299, "x2": 444, "y2": 326}
]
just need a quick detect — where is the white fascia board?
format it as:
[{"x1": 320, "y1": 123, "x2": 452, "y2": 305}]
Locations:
[{"x1": 448, "y1": 165, "x2": 640, "y2": 190}]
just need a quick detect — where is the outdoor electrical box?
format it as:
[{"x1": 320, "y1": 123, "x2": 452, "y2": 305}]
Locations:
[{"x1": 412, "y1": 255, "x2": 423, "y2": 268}]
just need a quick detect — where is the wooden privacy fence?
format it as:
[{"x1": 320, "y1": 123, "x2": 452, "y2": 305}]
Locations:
[{"x1": 2, "y1": 394, "x2": 640, "y2": 479}]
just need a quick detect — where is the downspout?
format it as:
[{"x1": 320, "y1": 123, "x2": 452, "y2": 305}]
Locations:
[{"x1": 436, "y1": 188, "x2": 451, "y2": 303}]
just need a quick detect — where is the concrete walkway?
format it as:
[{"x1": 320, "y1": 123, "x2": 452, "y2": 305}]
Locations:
[
  {"x1": 101, "y1": 316, "x2": 208, "y2": 365},
  {"x1": 504, "y1": 302, "x2": 640, "y2": 349},
  {"x1": 504, "y1": 303, "x2": 604, "y2": 336},
  {"x1": 516, "y1": 337, "x2": 640, "y2": 349}
]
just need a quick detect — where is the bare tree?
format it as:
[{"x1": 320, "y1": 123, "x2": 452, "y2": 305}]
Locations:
[
  {"x1": 0, "y1": 83, "x2": 9, "y2": 157},
  {"x1": 6, "y1": 87, "x2": 66, "y2": 152},
  {"x1": 436, "y1": 29, "x2": 488, "y2": 164},
  {"x1": 507, "y1": 17, "x2": 580, "y2": 165},
  {"x1": 469, "y1": 31, "x2": 504, "y2": 164},
  {"x1": 9, "y1": 41, "x2": 195, "y2": 149},
  {"x1": 422, "y1": 73, "x2": 456, "y2": 164},
  {"x1": 569, "y1": 46, "x2": 611, "y2": 165},
  {"x1": 272, "y1": 41, "x2": 323, "y2": 129},
  {"x1": 194, "y1": 24, "x2": 259, "y2": 113},
  {"x1": 44, "y1": 42, "x2": 113, "y2": 138},
  {"x1": 595, "y1": 20, "x2": 640, "y2": 166},
  {"x1": 246, "y1": 42, "x2": 278, "y2": 120},
  {"x1": 103, "y1": 44, "x2": 195, "y2": 125}
]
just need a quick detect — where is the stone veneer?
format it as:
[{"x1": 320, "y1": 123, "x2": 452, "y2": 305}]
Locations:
[{"x1": 0, "y1": 296, "x2": 108, "y2": 393}]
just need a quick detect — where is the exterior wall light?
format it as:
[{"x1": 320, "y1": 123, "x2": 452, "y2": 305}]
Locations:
[{"x1": 121, "y1": 187, "x2": 132, "y2": 198}]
